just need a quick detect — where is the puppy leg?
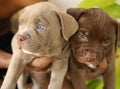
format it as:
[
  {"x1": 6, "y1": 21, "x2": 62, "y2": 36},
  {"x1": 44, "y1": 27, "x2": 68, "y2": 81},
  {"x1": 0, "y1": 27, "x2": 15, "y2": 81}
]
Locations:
[
  {"x1": 86, "y1": 58, "x2": 108, "y2": 80},
  {"x1": 48, "y1": 59, "x2": 68, "y2": 89},
  {"x1": 17, "y1": 71, "x2": 29, "y2": 89},
  {"x1": 103, "y1": 53, "x2": 116, "y2": 89},
  {"x1": 30, "y1": 72, "x2": 48, "y2": 89},
  {"x1": 62, "y1": 78, "x2": 74, "y2": 89},
  {"x1": 70, "y1": 68, "x2": 88, "y2": 89},
  {"x1": 41, "y1": 75, "x2": 74, "y2": 89},
  {"x1": 69, "y1": 58, "x2": 88, "y2": 89},
  {"x1": 1, "y1": 54, "x2": 26, "y2": 89}
]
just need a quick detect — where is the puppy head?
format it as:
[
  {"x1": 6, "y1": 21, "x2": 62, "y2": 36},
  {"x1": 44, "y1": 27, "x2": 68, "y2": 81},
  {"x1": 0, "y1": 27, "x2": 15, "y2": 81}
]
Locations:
[
  {"x1": 67, "y1": 8, "x2": 119, "y2": 69},
  {"x1": 17, "y1": 2, "x2": 78, "y2": 56}
]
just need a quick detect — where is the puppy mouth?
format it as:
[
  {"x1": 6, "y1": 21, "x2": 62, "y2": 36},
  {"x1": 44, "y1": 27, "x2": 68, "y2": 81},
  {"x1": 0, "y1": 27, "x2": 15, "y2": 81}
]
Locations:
[
  {"x1": 86, "y1": 63, "x2": 96, "y2": 69},
  {"x1": 22, "y1": 48, "x2": 41, "y2": 56},
  {"x1": 77, "y1": 59, "x2": 97, "y2": 69}
]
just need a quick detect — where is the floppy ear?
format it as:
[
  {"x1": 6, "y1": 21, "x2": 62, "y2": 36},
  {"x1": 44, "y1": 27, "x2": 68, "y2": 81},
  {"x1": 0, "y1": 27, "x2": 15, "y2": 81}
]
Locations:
[
  {"x1": 67, "y1": 8, "x2": 86, "y2": 20},
  {"x1": 116, "y1": 22, "x2": 120, "y2": 46},
  {"x1": 57, "y1": 12, "x2": 79, "y2": 41},
  {"x1": 114, "y1": 22, "x2": 120, "y2": 51},
  {"x1": 117, "y1": 23, "x2": 120, "y2": 41}
]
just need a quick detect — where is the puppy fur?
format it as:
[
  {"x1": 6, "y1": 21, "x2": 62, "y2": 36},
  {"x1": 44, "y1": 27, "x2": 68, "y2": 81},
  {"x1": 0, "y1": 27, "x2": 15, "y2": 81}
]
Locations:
[
  {"x1": 67, "y1": 8, "x2": 119, "y2": 89},
  {"x1": 1, "y1": 2, "x2": 78, "y2": 89}
]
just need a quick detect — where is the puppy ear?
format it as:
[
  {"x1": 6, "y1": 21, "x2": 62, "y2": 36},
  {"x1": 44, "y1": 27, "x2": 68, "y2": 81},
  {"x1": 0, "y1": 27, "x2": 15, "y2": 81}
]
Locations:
[
  {"x1": 57, "y1": 12, "x2": 79, "y2": 41},
  {"x1": 117, "y1": 23, "x2": 120, "y2": 41},
  {"x1": 67, "y1": 8, "x2": 86, "y2": 20},
  {"x1": 116, "y1": 22, "x2": 120, "y2": 45},
  {"x1": 114, "y1": 22, "x2": 120, "y2": 51}
]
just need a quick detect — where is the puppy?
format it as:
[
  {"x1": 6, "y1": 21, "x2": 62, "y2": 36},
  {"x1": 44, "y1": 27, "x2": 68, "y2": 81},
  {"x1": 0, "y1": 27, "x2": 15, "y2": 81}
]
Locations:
[
  {"x1": 1, "y1": 2, "x2": 78, "y2": 89},
  {"x1": 67, "y1": 8, "x2": 119, "y2": 89}
]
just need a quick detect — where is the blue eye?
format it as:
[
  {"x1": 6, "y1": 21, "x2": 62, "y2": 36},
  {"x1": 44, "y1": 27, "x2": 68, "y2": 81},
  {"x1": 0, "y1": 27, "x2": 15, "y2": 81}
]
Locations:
[{"x1": 37, "y1": 24, "x2": 46, "y2": 31}]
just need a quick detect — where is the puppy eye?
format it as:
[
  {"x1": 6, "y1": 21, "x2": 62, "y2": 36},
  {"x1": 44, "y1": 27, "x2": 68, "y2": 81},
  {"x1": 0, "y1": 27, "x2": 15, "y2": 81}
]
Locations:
[
  {"x1": 78, "y1": 32, "x2": 88, "y2": 41},
  {"x1": 103, "y1": 39, "x2": 111, "y2": 46},
  {"x1": 79, "y1": 32, "x2": 85, "y2": 38},
  {"x1": 37, "y1": 24, "x2": 46, "y2": 31}
]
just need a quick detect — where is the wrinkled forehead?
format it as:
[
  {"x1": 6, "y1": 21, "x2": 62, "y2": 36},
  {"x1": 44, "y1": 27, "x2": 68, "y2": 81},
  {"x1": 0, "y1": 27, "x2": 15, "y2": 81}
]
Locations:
[
  {"x1": 19, "y1": 2, "x2": 60, "y2": 25},
  {"x1": 19, "y1": 8, "x2": 54, "y2": 25},
  {"x1": 78, "y1": 15, "x2": 116, "y2": 39}
]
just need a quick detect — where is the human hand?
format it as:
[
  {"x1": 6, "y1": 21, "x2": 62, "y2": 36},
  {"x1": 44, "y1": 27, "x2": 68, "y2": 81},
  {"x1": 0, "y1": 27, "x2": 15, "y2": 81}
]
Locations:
[
  {"x1": 0, "y1": 50, "x2": 11, "y2": 68},
  {"x1": 0, "y1": 49, "x2": 53, "y2": 72},
  {"x1": 25, "y1": 55, "x2": 53, "y2": 72}
]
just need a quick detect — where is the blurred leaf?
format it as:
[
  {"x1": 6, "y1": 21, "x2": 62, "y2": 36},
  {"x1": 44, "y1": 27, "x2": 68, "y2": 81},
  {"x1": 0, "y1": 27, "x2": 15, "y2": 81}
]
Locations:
[
  {"x1": 95, "y1": 82, "x2": 103, "y2": 89},
  {"x1": 78, "y1": 0, "x2": 115, "y2": 8},
  {"x1": 103, "y1": 3, "x2": 120, "y2": 18},
  {"x1": 78, "y1": 0, "x2": 120, "y2": 18},
  {"x1": 86, "y1": 79, "x2": 101, "y2": 89}
]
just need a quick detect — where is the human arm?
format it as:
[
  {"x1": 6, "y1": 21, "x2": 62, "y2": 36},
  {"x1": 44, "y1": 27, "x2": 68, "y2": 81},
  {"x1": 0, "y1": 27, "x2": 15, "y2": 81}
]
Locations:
[
  {"x1": 0, "y1": 50, "x2": 11, "y2": 68},
  {"x1": 0, "y1": 0, "x2": 47, "y2": 19}
]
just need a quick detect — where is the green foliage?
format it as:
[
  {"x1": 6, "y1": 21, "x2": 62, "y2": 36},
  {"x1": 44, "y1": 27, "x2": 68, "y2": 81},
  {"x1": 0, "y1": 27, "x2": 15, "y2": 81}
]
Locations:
[
  {"x1": 78, "y1": 0, "x2": 115, "y2": 8},
  {"x1": 104, "y1": 3, "x2": 120, "y2": 18},
  {"x1": 87, "y1": 79, "x2": 103, "y2": 89},
  {"x1": 78, "y1": 0, "x2": 120, "y2": 18}
]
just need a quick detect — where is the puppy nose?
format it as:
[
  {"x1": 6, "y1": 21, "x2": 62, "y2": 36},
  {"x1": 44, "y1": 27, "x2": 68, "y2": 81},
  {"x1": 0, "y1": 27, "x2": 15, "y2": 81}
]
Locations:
[
  {"x1": 80, "y1": 50, "x2": 97, "y2": 62},
  {"x1": 17, "y1": 34, "x2": 27, "y2": 42},
  {"x1": 85, "y1": 52, "x2": 97, "y2": 62},
  {"x1": 86, "y1": 57, "x2": 95, "y2": 62}
]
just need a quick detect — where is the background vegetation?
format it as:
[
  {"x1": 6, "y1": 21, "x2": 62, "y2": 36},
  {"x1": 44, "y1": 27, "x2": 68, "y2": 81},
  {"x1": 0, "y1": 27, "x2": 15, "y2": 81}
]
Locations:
[
  {"x1": 77, "y1": 0, "x2": 120, "y2": 89},
  {"x1": 78, "y1": 0, "x2": 120, "y2": 18}
]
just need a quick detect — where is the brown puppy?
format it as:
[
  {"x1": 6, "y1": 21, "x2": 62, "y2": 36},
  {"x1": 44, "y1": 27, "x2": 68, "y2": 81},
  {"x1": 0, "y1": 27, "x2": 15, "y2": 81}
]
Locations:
[{"x1": 67, "y1": 8, "x2": 119, "y2": 89}]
